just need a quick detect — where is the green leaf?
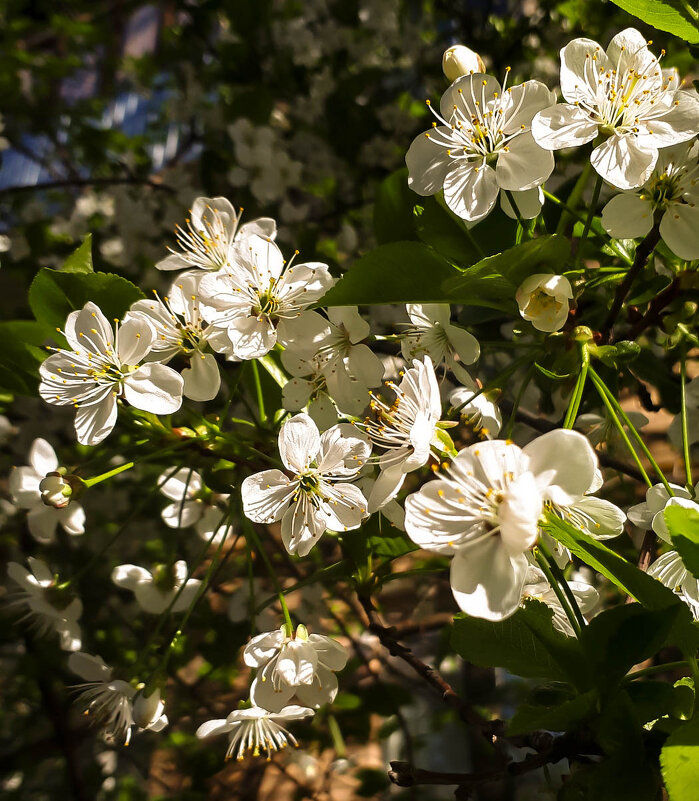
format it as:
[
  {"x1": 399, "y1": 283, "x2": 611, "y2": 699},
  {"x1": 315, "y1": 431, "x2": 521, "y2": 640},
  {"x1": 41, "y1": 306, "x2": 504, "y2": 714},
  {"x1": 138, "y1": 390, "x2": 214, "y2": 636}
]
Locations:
[
  {"x1": 507, "y1": 690, "x2": 596, "y2": 735},
  {"x1": 442, "y1": 234, "x2": 571, "y2": 311},
  {"x1": 609, "y1": 0, "x2": 699, "y2": 44},
  {"x1": 661, "y1": 716, "x2": 699, "y2": 801},
  {"x1": 28, "y1": 268, "x2": 145, "y2": 335},
  {"x1": 451, "y1": 599, "x2": 589, "y2": 688},
  {"x1": 0, "y1": 320, "x2": 51, "y2": 395},
  {"x1": 318, "y1": 241, "x2": 458, "y2": 307},
  {"x1": 626, "y1": 680, "x2": 676, "y2": 723},
  {"x1": 59, "y1": 235, "x2": 94, "y2": 273},
  {"x1": 373, "y1": 169, "x2": 419, "y2": 244},
  {"x1": 665, "y1": 504, "x2": 699, "y2": 579}
]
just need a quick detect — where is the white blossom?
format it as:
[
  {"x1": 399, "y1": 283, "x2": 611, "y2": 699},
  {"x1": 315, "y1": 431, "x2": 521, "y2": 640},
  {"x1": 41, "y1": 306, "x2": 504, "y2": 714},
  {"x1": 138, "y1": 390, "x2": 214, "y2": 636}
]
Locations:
[
  {"x1": 601, "y1": 140, "x2": 699, "y2": 260},
  {"x1": 515, "y1": 273, "x2": 573, "y2": 333},
  {"x1": 242, "y1": 413, "x2": 371, "y2": 556},
  {"x1": 627, "y1": 482, "x2": 699, "y2": 538},
  {"x1": 158, "y1": 467, "x2": 232, "y2": 545},
  {"x1": 9, "y1": 438, "x2": 85, "y2": 543},
  {"x1": 406, "y1": 71, "x2": 556, "y2": 222},
  {"x1": 245, "y1": 624, "x2": 348, "y2": 712},
  {"x1": 111, "y1": 561, "x2": 201, "y2": 614},
  {"x1": 442, "y1": 45, "x2": 485, "y2": 82},
  {"x1": 196, "y1": 704, "x2": 314, "y2": 762},
  {"x1": 648, "y1": 550, "x2": 699, "y2": 619},
  {"x1": 7, "y1": 557, "x2": 82, "y2": 651},
  {"x1": 532, "y1": 29, "x2": 699, "y2": 190},
  {"x1": 521, "y1": 566, "x2": 598, "y2": 636},
  {"x1": 449, "y1": 379, "x2": 502, "y2": 439},
  {"x1": 39, "y1": 302, "x2": 184, "y2": 446},
  {"x1": 157, "y1": 196, "x2": 276, "y2": 272}
]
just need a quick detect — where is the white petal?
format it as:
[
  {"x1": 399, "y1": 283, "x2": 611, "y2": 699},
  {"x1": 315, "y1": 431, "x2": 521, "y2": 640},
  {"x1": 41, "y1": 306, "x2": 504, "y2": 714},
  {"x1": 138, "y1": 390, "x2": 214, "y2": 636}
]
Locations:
[
  {"x1": 574, "y1": 496, "x2": 626, "y2": 539},
  {"x1": 241, "y1": 470, "x2": 295, "y2": 523},
  {"x1": 317, "y1": 424, "x2": 371, "y2": 476},
  {"x1": 368, "y1": 462, "x2": 408, "y2": 513},
  {"x1": 29, "y1": 438, "x2": 58, "y2": 476},
  {"x1": 601, "y1": 193, "x2": 654, "y2": 239},
  {"x1": 282, "y1": 378, "x2": 314, "y2": 411},
  {"x1": 116, "y1": 318, "x2": 154, "y2": 365},
  {"x1": 531, "y1": 104, "x2": 598, "y2": 150},
  {"x1": 294, "y1": 666, "x2": 338, "y2": 708},
  {"x1": 443, "y1": 162, "x2": 499, "y2": 223},
  {"x1": 500, "y1": 187, "x2": 544, "y2": 221},
  {"x1": 159, "y1": 467, "x2": 203, "y2": 501},
  {"x1": 196, "y1": 719, "x2": 233, "y2": 739},
  {"x1": 659, "y1": 204, "x2": 699, "y2": 261},
  {"x1": 559, "y1": 38, "x2": 610, "y2": 105},
  {"x1": 590, "y1": 135, "x2": 656, "y2": 191},
  {"x1": 230, "y1": 315, "x2": 277, "y2": 360},
  {"x1": 57, "y1": 504, "x2": 86, "y2": 535},
  {"x1": 112, "y1": 564, "x2": 152, "y2": 591},
  {"x1": 440, "y1": 74, "x2": 501, "y2": 120},
  {"x1": 182, "y1": 352, "x2": 220, "y2": 402},
  {"x1": 405, "y1": 129, "x2": 452, "y2": 196},
  {"x1": 123, "y1": 363, "x2": 184, "y2": 414},
  {"x1": 501, "y1": 80, "x2": 557, "y2": 132},
  {"x1": 523, "y1": 429, "x2": 597, "y2": 505},
  {"x1": 496, "y1": 131, "x2": 554, "y2": 191},
  {"x1": 280, "y1": 495, "x2": 328, "y2": 556},
  {"x1": 243, "y1": 629, "x2": 286, "y2": 667},
  {"x1": 278, "y1": 413, "x2": 320, "y2": 473},
  {"x1": 26, "y1": 507, "x2": 60, "y2": 543},
  {"x1": 64, "y1": 302, "x2": 113, "y2": 355},
  {"x1": 162, "y1": 499, "x2": 204, "y2": 528},
  {"x1": 74, "y1": 394, "x2": 118, "y2": 445},
  {"x1": 9, "y1": 466, "x2": 41, "y2": 508},
  {"x1": 68, "y1": 652, "x2": 112, "y2": 682},
  {"x1": 638, "y1": 91, "x2": 699, "y2": 148}
]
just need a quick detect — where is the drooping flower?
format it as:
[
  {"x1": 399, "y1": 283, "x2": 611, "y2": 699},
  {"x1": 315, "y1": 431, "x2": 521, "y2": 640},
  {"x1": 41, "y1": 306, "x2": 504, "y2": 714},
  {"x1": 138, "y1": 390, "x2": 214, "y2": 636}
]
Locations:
[
  {"x1": 406, "y1": 71, "x2": 556, "y2": 222},
  {"x1": 7, "y1": 557, "x2": 82, "y2": 651},
  {"x1": 403, "y1": 429, "x2": 604, "y2": 620},
  {"x1": 532, "y1": 29, "x2": 699, "y2": 190},
  {"x1": 363, "y1": 356, "x2": 445, "y2": 512},
  {"x1": 196, "y1": 705, "x2": 314, "y2": 762},
  {"x1": 111, "y1": 561, "x2": 201, "y2": 614},
  {"x1": 601, "y1": 140, "x2": 699, "y2": 260},
  {"x1": 245, "y1": 624, "x2": 348, "y2": 712},
  {"x1": 648, "y1": 550, "x2": 699, "y2": 620},
  {"x1": 515, "y1": 273, "x2": 573, "y2": 333},
  {"x1": 158, "y1": 467, "x2": 233, "y2": 545},
  {"x1": 242, "y1": 413, "x2": 371, "y2": 556},
  {"x1": 39, "y1": 302, "x2": 184, "y2": 446},
  {"x1": 199, "y1": 235, "x2": 334, "y2": 360},
  {"x1": 8, "y1": 438, "x2": 85, "y2": 543},
  {"x1": 627, "y1": 482, "x2": 699, "y2": 537},
  {"x1": 575, "y1": 410, "x2": 649, "y2": 450},
  {"x1": 521, "y1": 566, "x2": 598, "y2": 636},
  {"x1": 401, "y1": 304, "x2": 479, "y2": 383},
  {"x1": 442, "y1": 45, "x2": 485, "y2": 82},
  {"x1": 280, "y1": 349, "x2": 341, "y2": 431},
  {"x1": 157, "y1": 196, "x2": 276, "y2": 272},
  {"x1": 449, "y1": 379, "x2": 502, "y2": 439},
  {"x1": 126, "y1": 272, "x2": 222, "y2": 401}
]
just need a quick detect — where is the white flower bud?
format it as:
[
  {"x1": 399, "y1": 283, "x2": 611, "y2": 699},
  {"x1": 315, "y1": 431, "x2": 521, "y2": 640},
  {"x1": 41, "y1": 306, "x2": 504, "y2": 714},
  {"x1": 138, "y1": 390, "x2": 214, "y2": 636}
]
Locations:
[
  {"x1": 132, "y1": 687, "x2": 167, "y2": 731},
  {"x1": 442, "y1": 45, "x2": 485, "y2": 82},
  {"x1": 515, "y1": 274, "x2": 573, "y2": 333},
  {"x1": 39, "y1": 473, "x2": 72, "y2": 509}
]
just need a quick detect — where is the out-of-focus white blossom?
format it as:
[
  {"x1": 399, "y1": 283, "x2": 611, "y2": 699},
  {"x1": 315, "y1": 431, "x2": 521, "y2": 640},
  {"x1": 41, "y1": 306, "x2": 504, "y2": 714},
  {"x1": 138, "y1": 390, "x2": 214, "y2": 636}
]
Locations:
[{"x1": 111, "y1": 561, "x2": 201, "y2": 614}]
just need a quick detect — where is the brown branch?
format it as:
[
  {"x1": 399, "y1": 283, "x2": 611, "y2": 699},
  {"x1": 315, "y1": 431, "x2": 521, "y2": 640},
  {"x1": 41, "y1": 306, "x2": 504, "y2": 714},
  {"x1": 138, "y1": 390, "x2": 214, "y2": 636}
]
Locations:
[
  {"x1": 0, "y1": 175, "x2": 176, "y2": 197},
  {"x1": 600, "y1": 224, "x2": 662, "y2": 344}
]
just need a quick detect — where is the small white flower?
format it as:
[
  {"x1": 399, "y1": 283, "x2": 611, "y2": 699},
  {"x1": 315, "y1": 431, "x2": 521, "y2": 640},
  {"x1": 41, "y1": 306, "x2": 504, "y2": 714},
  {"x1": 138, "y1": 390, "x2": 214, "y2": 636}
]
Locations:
[
  {"x1": 196, "y1": 704, "x2": 314, "y2": 761},
  {"x1": 7, "y1": 557, "x2": 82, "y2": 651},
  {"x1": 38, "y1": 473, "x2": 72, "y2": 508},
  {"x1": 199, "y1": 235, "x2": 335, "y2": 360},
  {"x1": 9, "y1": 438, "x2": 85, "y2": 543},
  {"x1": 449, "y1": 378, "x2": 502, "y2": 439},
  {"x1": 132, "y1": 688, "x2": 168, "y2": 732},
  {"x1": 401, "y1": 304, "x2": 479, "y2": 382},
  {"x1": 111, "y1": 561, "x2": 201, "y2": 614},
  {"x1": 404, "y1": 429, "x2": 602, "y2": 620},
  {"x1": 158, "y1": 467, "x2": 233, "y2": 545},
  {"x1": 242, "y1": 413, "x2": 371, "y2": 557},
  {"x1": 227, "y1": 578, "x2": 279, "y2": 632},
  {"x1": 245, "y1": 624, "x2": 348, "y2": 712},
  {"x1": 442, "y1": 45, "x2": 485, "y2": 82},
  {"x1": 648, "y1": 550, "x2": 699, "y2": 619},
  {"x1": 281, "y1": 349, "x2": 340, "y2": 431},
  {"x1": 601, "y1": 140, "x2": 699, "y2": 260},
  {"x1": 521, "y1": 566, "x2": 598, "y2": 636},
  {"x1": 575, "y1": 410, "x2": 648, "y2": 449},
  {"x1": 532, "y1": 29, "x2": 699, "y2": 190},
  {"x1": 39, "y1": 302, "x2": 184, "y2": 446},
  {"x1": 157, "y1": 196, "x2": 276, "y2": 272},
  {"x1": 515, "y1": 274, "x2": 573, "y2": 333},
  {"x1": 363, "y1": 356, "x2": 444, "y2": 512},
  {"x1": 406, "y1": 71, "x2": 556, "y2": 222},
  {"x1": 627, "y1": 482, "x2": 699, "y2": 539},
  {"x1": 126, "y1": 272, "x2": 221, "y2": 401}
]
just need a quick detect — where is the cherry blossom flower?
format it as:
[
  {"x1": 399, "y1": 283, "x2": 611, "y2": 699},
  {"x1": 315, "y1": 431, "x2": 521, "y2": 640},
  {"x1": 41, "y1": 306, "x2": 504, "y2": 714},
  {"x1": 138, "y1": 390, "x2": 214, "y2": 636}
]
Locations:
[
  {"x1": 521, "y1": 566, "x2": 598, "y2": 636},
  {"x1": 196, "y1": 705, "x2": 314, "y2": 762},
  {"x1": 648, "y1": 550, "x2": 699, "y2": 620},
  {"x1": 158, "y1": 467, "x2": 233, "y2": 545},
  {"x1": 199, "y1": 235, "x2": 334, "y2": 360},
  {"x1": 7, "y1": 557, "x2": 82, "y2": 651},
  {"x1": 515, "y1": 274, "x2": 573, "y2": 333},
  {"x1": 126, "y1": 272, "x2": 223, "y2": 401},
  {"x1": 601, "y1": 140, "x2": 699, "y2": 260},
  {"x1": 449, "y1": 379, "x2": 502, "y2": 439},
  {"x1": 245, "y1": 624, "x2": 348, "y2": 712},
  {"x1": 532, "y1": 29, "x2": 699, "y2": 190},
  {"x1": 406, "y1": 71, "x2": 556, "y2": 222},
  {"x1": 111, "y1": 561, "x2": 201, "y2": 614},
  {"x1": 627, "y1": 482, "x2": 699, "y2": 538},
  {"x1": 9, "y1": 438, "x2": 85, "y2": 543},
  {"x1": 280, "y1": 349, "x2": 340, "y2": 431},
  {"x1": 401, "y1": 304, "x2": 479, "y2": 383},
  {"x1": 363, "y1": 356, "x2": 445, "y2": 512},
  {"x1": 403, "y1": 429, "x2": 604, "y2": 620},
  {"x1": 69, "y1": 653, "x2": 167, "y2": 744},
  {"x1": 157, "y1": 196, "x2": 276, "y2": 272},
  {"x1": 241, "y1": 413, "x2": 371, "y2": 557},
  {"x1": 39, "y1": 302, "x2": 184, "y2": 446}
]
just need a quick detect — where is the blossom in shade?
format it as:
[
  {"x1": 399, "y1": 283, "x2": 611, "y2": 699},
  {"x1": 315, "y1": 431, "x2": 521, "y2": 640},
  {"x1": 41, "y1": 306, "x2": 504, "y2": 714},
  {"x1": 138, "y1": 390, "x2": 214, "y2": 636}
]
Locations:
[
  {"x1": 157, "y1": 196, "x2": 276, "y2": 272},
  {"x1": 406, "y1": 71, "x2": 556, "y2": 222},
  {"x1": 199, "y1": 235, "x2": 334, "y2": 360},
  {"x1": 648, "y1": 550, "x2": 699, "y2": 619},
  {"x1": 7, "y1": 557, "x2": 82, "y2": 651},
  {"x1": 280, "y1": 349, "x2": 340, "y2": 431},
  {"x1": 242, "y1": 413, "x2": 370, "y2": 556},
  {"x1": 403, "y1": 429, "x2": 603, "y2": 620},
  {"x1": 39, "y1": 302, "x2": 183, "y2": 446},
  {"x1": 196, "y1": 705, "x2": 314, "y2": 762},
  {"x1": 111, "y1": 561, "x2": 201, "y2": 614},
  {"x1": 245, "y1": 624, "x2": 348, "y2": 712},
  {"x1": 9, "y1": 438, "x2": 85, "y2": 543},
  {"x1": 515, "y1": 274, "x2": 573, "y2": 333},
  {"x1": 401, "y1": 304, "x2": 479, "y2": 383},
  {"x1": 601, "y1": 140, "x2": 699, "y2": 260},
  {"x1": 521, "y1": 566, "x2": 598, "y2": 636},
  {"x1": 627, "y1": 482, "x2": 699, "y2": 538},
  {"x1": 532, "y1": 29, "x2": 699, "y2": 190},
  {"x1": 158, "y1": 467, "x2": 233, "y2": 545},
  {"x1": 449, "y1": 379, "x2": 502, "y2": 439}
]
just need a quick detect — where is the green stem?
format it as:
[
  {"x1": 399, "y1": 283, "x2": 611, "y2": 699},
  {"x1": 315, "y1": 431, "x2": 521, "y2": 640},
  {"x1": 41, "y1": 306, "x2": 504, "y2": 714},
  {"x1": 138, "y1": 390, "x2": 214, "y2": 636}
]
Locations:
[
  {"x1": 504, "y1": 189, "x2": 529, "y2": 242},
  {"x1": 533, "y1": 546, "x2": 582, "y2": 638},
  {"x1": 556, "y1": 159, "x2": 593, "y2": 235},
  {"x1": 244, "y1": 519, "x2": 293, "y2": 633},
  {"x1": 327, "y1": 714, "x2": 347, "y2": 758},
  {"x1": 562, "y1": 347, "x2": 589, "y2": 430},
  {"x1": 680, "y1": 350, "x2": 694, "y2": 490},
  {"x1": 504, "y1": 365, "x2": 534, "y2": 438},
  {"x1": 250, "y1": 359, "x2": 267, "y2": 425},
  {"x1": 450, "y1": 355, "x2": 533, "y2": 416},
  {"x1": 625, "y1": 660, "x2": 690, "y2": 681},
  {"x1": 83, "y1": 461, "x2": 135, "y2": 487},
  {"x1": 538, "y1": 538, "x2": 586, "y2": 631},
  {"x1": 573, "y1": 174, "x2": 603, "y2": 269}
]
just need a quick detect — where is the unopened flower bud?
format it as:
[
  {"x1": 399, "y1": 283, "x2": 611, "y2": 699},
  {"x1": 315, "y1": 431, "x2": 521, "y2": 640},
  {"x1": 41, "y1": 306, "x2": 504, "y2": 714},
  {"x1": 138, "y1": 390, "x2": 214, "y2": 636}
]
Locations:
[
  {"x1": 515, "y1": 274, "x2": 573, "y2": 333},
  {"x1": 442, "y1": 45, "x2": 485, "y2": 82},
  {"x1": 39, "y1": 473, "x2": 72, "y2": 508},
  {"x1": 133, "y1": 687, "x2": 166, "y2": 730}
]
